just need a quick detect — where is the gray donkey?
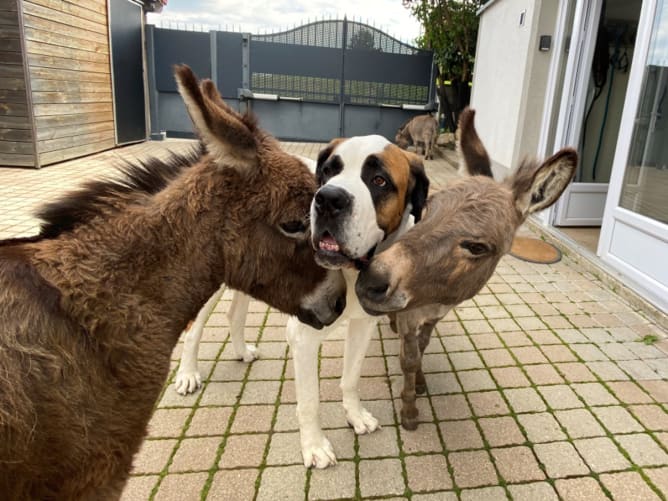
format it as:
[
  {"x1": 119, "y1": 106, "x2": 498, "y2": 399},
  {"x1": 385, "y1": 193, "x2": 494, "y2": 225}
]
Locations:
[
  {"x1": 395, "y1": 114, "x2": 439, "y2": 160},
  {"x1": 357, "y1": 108, "x2": 577, "y2": 429}
]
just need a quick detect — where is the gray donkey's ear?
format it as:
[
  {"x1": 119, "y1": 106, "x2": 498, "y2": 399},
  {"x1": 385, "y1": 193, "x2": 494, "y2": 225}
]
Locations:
[
  {"x1": 458, "y1": 108, "x2": 493, "y2": 178},
  {"x1": 510, "y1": 149, "x2": 577, "y2": 217},
  {"x1": 174, "y1": 64, "x2": 257, "y2": 169}
]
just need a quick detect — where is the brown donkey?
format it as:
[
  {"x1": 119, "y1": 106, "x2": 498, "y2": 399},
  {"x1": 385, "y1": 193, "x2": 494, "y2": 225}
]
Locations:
[
  {"x1": 356, "y1": 108, "x2": 577, "y2": 429},
  {"x1": 0, "y1": 66, "x2": 345, "y2": 499}
]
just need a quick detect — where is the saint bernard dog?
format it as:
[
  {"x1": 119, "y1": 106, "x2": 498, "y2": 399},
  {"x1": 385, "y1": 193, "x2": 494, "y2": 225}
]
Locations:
[{"x1": 287, "y1": 134, "x2": 429, "y2": 468}]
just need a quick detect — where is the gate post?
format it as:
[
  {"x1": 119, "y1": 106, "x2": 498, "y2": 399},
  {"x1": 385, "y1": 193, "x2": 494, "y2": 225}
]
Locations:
[
  {"x1": 338, "y1": 17, "x2": 348, "y2": 137},
  {"x1": 240, "y1": 32, "x2": 251, "y2": 114},
  {"x1": 145, "y1": 24, "x2": 162, "y2": 140},
  {"x1": 210, "y1": 30, "x2": 218, "y2": 87}
]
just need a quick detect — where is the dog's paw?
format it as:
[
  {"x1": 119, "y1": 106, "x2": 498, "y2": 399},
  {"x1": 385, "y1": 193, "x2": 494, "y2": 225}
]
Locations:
[
  {"x1": 237, "y1": 344, "x2": 259, "y2": 363},
  {"x1": 346, "y1": 407, "x2": 380, "y2": 435},
  {"x1": 301, "y1": 437, "x2": 337, "y2": 469},
  {"x1": 174, "y1": 370, "x2": 202, "y2": 395}
]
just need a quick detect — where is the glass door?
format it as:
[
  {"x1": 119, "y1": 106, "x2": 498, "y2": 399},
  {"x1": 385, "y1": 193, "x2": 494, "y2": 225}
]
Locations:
[{"x1": 599, "y1": 0, "x2": 668, "y2": 312}]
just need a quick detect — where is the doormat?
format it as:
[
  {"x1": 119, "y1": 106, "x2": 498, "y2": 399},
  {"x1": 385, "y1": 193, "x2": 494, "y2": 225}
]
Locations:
[{"x1": 509, "y1": 236, "x2": 562, "y2": 264}]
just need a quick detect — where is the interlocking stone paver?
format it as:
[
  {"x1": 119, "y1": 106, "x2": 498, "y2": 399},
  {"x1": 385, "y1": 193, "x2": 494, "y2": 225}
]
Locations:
[
  {"x1": 467, "y1": 390, "x2": 510, "y2": 417},
  {"x1": 524, "y1": 364, "x2": 564, "y2": 385},
  {"x1": 541, "y1": 344, "x2": 578, "y2": 363},
  {"x1": 459, "y1": 486, "x2": 508, "y2": 501},
  {"x1": 132, "y1": 439, "x2": 177, "y2": 474},
  {"x1": 148, "y1": 408, "x2": 192, "y2": 438},
  {"x1": 511, "y1": 346, "x2": 548, "y2": 364},
  {"x1": 207, "y1": 469, "x2": 258, "y2": 501},
  {"x1": 199, "y1": 381, "x2": 243, "y2": 406},
  {"x1": 405, "y1": 454, "x2": 452, "y2": 492},
  {"x1": 358, "y1": 427, "x2": 400, "y2": 457},
  {"x1": 471, "y1": 333, "x2": 504, "y2": 350},
  {"x1": 266, "y1": 432, "x2": 303, "y2": 465},
  {"x1": 573, "y1": 437, "x2": 630, "y2": 472},
  {"x1": 555, "y1": 362, "x2": 598, "y2": 382},
  {"x1": 309, "y1": 461, "x2": 356, "y2": 500},
  {"x1": 120, "y1": 475, "x2": 158, "y2": 501},
  {"x1": 479, "y1": 348, "x2": 515, "y2": 367},
  {"x1": 538, "y1": 384, "x2": 584, "y2": 409},
  {"x1": 170, "y1": 436, "x2": 221, "y2": 472},
  {"x1": 359, "y1": 458, "x2": 405, "y2": 497},
  {"x1": 445, "y1": 335, "x2": 475, "y2": 352},
  {"x1": 440, "y1": 419, "x2": 483, "y2": 451},
  {"x1": 401, "y1": 422, "x2": 444, "y2": 453},
  {"x1": 629, "y1": 404, "x2": 668, "y2": 431},
  {"x1": 491, "y1": 367, "x2": 530, "y2": 388},
  {"x1": 592, "y1": 406, "x2": 644, "y2": 434},
  {"x1": 640, "y1": 380, "x2": 668, "y2": 403},
  {"x1": 571, "y1": 382, "x2": 618, "y2": 406},
  {"x1": 422, "y1": 353, "x2": 451, "y2": 372},
  {"x1": 450, "y1": 351, "x2": 485, "y2": 370},
  {"x1": 154, "y1": 472, "x2": 208, "y2": 500},
  {"x1": 504, "y1": 387, "x2": 546, "y2": 413},
  {"x1": 432, "y1": 394, "x2": 472, "y2": 420},
  {"x1": 492, "y1": 446, "x2": 544, "y2": 482},
  {"x1": 586, "y1": 361, "x2": 631, "y2": 381},
  {"x1": 619, "y1": 359, "x2": 662, "y2": 380},
  {"x1": 449, "y1": 450, "x2": 498, "y2": 488},
  {"x1": 229, "y1": 405, "x2": 274, "y2": 433},
  {"x1": 257, "y1": 465, "x2": 306, "y2": 501},
  {"x1": 219, "y1": 434, "x2": 268, "y2": 468},
  {"x1": 479, "y1": 417, "x2": 525, "y2": 447},
  {"x1": 600, "y1": 471, "x2": 662, "y2": 501},
  {"x1": 518, "y1": 412, "x2": 567, "y2": 443},
  {"x1": 555, "y1": 408, "x2": 605, "y2": 439},
  {"x1": 615, "y1": 433, "x2": 668, "y2": 467},
  {"x1": 507, "y1": 482, "x2": 558, "y2": 501},
  {"x1": 412, "y1": 493, "x2": 457, "y2": 501},
  {"x1": 533, "y1": 441, "x2": 590, "y2": 478},
  {"x1": 459, "y1": 369, "x2": 497, "y2": 391},
  {"x1": 645, "y1": 467, "x2": 668, "y2": 498},
  {"x1": 555, "y1": 477, "x2": 609, "y2": 501}
]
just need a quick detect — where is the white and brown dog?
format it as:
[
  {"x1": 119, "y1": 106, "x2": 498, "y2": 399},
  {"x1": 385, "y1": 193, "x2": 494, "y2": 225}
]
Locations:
[
  {"x1": 288, "y1": 135, "x2": 429, "y2": 468},
  {"x1": 174, "y1": 138, "x2": 428, "y2": 470}
]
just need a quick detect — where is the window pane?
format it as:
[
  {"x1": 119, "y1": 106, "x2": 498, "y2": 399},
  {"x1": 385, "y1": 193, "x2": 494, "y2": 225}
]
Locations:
[{"x1": 619, "y1": 0, "x2": 668, "y2": 224}]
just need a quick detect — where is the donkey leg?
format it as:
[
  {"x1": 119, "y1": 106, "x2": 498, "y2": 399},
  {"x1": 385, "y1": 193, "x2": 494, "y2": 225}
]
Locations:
[
  {"x1": 400, "y1": 328, "x2": 421, "y2": 430},
  {"x1": 341, "y1": 317, "x2": 380, "y2": 434},
  {"x1": 227, "y1": 291, "x2": 257, "y2": 362},
  {"x1": 287, "y1": 316, "x2": 337, "y2": 469},
  {"x1": 415, "y1": 321, "x2": 436, "y2": 395},
  {"x1": 175, "y1": 284, "x2": 225, "y2": 394}
]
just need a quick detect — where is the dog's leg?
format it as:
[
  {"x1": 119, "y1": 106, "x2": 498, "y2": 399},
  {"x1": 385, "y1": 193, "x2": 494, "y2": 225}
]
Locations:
[
  {"x1": 287, "y1": 316, "x2": 336, "y2": 469},
  {"x1": 227, "y1": 291, "x2": 257, "y2": 362},
  {"x1": 174, "y1": 284, "x2": 225, "y2": 395},
  {"x1": 341, "y1": 317, "x2": 380, "y2": 434},
  {"x1": 400, "y1": 323, "x2": 421, "y2": 430}
]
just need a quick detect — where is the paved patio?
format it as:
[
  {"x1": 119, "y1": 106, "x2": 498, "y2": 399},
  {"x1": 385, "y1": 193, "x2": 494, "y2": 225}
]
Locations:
[{"x1": 1, "y1": 140, "x2": 667, "y2": 501}]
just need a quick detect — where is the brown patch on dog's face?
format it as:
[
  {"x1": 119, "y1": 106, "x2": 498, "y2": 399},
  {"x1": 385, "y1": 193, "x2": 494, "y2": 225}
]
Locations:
[{"x1": 373, "y1": 144, "x2": 411, "y2": 233}]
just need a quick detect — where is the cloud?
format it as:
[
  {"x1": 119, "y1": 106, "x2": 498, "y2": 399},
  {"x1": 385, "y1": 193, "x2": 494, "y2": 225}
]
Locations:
[{"x1": 147, "y1": 0, "x2": 422, "y2": 43}]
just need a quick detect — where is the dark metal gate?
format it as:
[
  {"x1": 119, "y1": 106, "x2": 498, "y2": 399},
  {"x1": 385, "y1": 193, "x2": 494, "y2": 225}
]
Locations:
[{"x1": 146, "y1": 19, "x2": 435, "y2": 142}]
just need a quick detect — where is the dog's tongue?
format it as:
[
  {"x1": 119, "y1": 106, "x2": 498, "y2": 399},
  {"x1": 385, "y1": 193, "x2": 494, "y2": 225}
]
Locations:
[{"x1": 319, "y1": 234, "x2": 340, "y2": 252}]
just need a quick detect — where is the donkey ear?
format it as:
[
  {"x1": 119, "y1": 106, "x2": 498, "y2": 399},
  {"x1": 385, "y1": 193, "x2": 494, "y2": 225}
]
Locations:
[
  {"x1": 174, "y1": 65, "x2": 256, "y2": 169},
  {"x1": 458, "y1": 108, "x2": 493, "y2": 178},
  {"x1": 511, "y1": 148, "x2": 577, "y2": 216},
  {"x1": 403, "y1": 150, "x2": 430, "y2": 222}
]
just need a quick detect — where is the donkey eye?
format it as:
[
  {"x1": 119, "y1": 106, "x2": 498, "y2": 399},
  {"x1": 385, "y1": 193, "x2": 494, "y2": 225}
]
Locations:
[
  {"x1": 372, "y1": 176, "x2": 387, "y2": 187},
  {"x1": 461, "y1": 241, "x2": 489, "y2": 256},
  {"x1": 280, "y1": 220, "x2": 307, "y2": 234}
]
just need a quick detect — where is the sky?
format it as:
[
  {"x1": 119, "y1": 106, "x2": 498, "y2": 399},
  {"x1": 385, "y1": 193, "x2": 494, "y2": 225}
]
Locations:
[{"x1": 146, "y1": 0, "x2": 423, "y2": 44}]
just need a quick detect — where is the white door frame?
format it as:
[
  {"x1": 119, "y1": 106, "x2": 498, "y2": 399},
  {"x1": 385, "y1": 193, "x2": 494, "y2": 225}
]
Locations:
[
  {"x1": 551, "y1": 0, "x2": 608, "y2": 227},
  {"x1": 598, "y1": 0, "x2": 668, "y2": 312}
]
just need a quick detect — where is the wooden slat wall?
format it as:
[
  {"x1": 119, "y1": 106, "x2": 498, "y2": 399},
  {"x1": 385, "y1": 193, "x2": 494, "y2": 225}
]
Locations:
[
  {"x1": 0, "y1": 0, "x2": 35, "y2": 167},
  {"x1": 23, "y1": 0, "x2": 115, "y2": 167}
]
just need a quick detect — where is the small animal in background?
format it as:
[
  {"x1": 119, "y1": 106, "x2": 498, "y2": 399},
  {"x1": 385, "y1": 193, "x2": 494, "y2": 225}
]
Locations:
[{"x1": 395, "y1": 114, "x2": 439, "y2": 160}]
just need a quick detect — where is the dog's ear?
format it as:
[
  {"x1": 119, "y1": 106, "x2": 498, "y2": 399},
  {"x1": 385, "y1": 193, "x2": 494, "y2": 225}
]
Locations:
[
  {"x1": 403, "y1": 151, "x2": 430, "y2": 222},
  {"x1": 316, "y1": 138, "x2": 346, "y2": 185}
]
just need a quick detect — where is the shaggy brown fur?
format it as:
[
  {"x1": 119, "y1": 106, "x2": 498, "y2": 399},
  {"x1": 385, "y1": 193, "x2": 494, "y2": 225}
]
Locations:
[
  {"x1": 395, "y1": 114, "x2": 439, "y2": 160},
  {"x1": 357, "y1": 108, "x2": 577, "y2": 429},
  {"x1": 0, "y1": 66, "x2": 344, "y2": 499}
]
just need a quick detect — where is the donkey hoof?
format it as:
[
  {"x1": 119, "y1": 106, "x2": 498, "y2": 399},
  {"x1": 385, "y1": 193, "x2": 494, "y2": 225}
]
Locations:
[
  {"x1": 415, "y1": 383, "x2": 427, "y2": 395},
  {"x1": 401, "y1": 415, "x2": 419, "y2": 431}
]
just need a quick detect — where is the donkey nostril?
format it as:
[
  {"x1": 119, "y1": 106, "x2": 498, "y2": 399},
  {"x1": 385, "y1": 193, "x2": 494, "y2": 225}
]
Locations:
[{"x1": 367, "y1": 281, "x2": 389, "y2": 300}]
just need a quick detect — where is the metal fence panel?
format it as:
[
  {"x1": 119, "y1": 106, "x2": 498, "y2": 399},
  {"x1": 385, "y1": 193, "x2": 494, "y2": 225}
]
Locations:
[
  {"x1": 154, "y1": 29, "x2": 211, "y2": 92},
  {"x1": 216, "y1": 32, "x2": 243, "y2": 98}
]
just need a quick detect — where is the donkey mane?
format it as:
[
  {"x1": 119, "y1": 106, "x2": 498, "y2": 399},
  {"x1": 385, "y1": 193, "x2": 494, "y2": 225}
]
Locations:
[{"x1": 36, "y1": 144, "x2": 206, "y2": 240}]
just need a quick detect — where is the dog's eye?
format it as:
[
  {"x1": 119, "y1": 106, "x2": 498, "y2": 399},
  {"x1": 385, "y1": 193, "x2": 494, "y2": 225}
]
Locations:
[
  {"x1": 372, "y1": 176, "x2": 387, "y2": 187},
  {"x1": 280, "y1": 220, "x2": 307, "y2": 234},
  {"x1": 461, "y1": 241, "x2": 489, "y2": 256}
]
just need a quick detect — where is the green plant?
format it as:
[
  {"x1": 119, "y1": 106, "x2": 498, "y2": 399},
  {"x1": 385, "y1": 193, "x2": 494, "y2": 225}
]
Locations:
[{"x1": 641, "y1": 334, "x2": 659, "y2": 345}]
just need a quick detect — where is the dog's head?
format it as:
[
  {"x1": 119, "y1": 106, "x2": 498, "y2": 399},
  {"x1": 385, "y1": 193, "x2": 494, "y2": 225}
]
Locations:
[{"x1": 311, "y1": 135, "x2": 429, "y2": 270}]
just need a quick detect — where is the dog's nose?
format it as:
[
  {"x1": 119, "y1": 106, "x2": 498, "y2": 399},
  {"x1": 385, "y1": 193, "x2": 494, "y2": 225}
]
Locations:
[{"x1": 314, "y1": 185, "x2": 352, "y2": 217}]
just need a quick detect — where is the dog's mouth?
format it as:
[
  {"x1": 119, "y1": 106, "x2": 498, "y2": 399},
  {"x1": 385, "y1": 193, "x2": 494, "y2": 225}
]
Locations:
[{"x1": 315, "y1": 232, "x2": 376, "y2": 270}]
